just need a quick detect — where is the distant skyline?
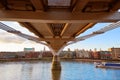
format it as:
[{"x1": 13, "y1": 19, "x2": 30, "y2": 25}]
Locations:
[{"x1": 0, "y1": 21, "x2": 120, "y2": 52}]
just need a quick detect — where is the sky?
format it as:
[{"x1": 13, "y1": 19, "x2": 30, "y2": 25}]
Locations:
[{"x1": 0, "y1": 21, "x2": 120, "y2": 52}]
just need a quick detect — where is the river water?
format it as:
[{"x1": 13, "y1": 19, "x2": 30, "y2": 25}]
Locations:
[{"x1": 0, "y1": 60, "x2": 120, "y2": 80}]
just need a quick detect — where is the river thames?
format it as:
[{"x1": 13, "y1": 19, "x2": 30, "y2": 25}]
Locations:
[{"x1": 0, "y1": 60, "x2": 120, "y2": 80}]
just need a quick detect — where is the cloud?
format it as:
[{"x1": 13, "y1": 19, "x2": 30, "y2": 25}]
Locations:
[
  {"x1": 0, "y1": 32, "x2": 27, "y2": 43},
  {"x1": 0, "y1": 21, "x2": 37, "y2": 37}
]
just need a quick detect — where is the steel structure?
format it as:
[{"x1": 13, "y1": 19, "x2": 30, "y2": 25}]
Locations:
[
  {"x1": 0, "y1": 0, "x2": 120, "y2": 70},
  {"x1": 0, "y1": 21, "x2": 120, "y2": 54}
]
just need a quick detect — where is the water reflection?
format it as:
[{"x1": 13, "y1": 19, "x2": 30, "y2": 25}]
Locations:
[
  {"x1": 51, "y1": 70, "x2": 61, "y2": 80},
  {"x1": 20, "y1": 63, "x2": 33, "y2": 80},
  {"x1": 0, "y1": 61, "x2": 120, "y2": 80}
]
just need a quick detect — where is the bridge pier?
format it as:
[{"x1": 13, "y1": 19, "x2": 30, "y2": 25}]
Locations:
[
  {"x1": 51, "y1": 68, "x2": 61, "y2": 80},
  {"x1": 51, "y1": 55, "x2": 61, "y2": 71}
]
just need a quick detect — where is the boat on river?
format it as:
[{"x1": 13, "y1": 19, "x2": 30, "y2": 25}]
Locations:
[{"x1": 95, "y1": 62, "x2": 120, "y2": 69}]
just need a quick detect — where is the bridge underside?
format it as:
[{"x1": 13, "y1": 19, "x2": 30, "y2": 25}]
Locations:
[{"x1": 0, "y1": 0, "x2": 120, "y2": 70}]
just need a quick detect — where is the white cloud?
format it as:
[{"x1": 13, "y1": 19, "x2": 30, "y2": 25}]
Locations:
[
  {"x1": 0, "y1": 32, "x2": 26, "y2": 43},
  {"x1": 0, "y1": 21, "x2": 37, "y2": 37},
  {"x1": 0, "y1": 21, "x2": 49, "y2": 51}
]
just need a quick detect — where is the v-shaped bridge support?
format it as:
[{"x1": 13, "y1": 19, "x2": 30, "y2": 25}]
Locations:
[{"x1": 0, "y1": 21, "x2": 120, "y2": 71}]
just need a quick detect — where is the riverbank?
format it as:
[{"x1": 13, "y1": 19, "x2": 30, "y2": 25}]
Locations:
[
  {"x1": 0, "y1": 57, "x2": 120, "y2": 62},
  {"x1": 0, "y1": 57, "x2": 52, "y2": 62},
  {"x1": 61, "y1": 58, "x2": 120, "y2": 62}
]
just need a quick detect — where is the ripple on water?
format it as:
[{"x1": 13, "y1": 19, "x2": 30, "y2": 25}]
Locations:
[{"x1": 0, "y1": 61, "x2": 120, "y2": 80}]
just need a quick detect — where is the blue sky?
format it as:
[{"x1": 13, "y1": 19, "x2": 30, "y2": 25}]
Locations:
[
  {"x1": 64, "y1": 23, "x2": 120, "y2": 51},
  {"x1": 0, "y1": 21, "x2": 120, "y2": 51}
]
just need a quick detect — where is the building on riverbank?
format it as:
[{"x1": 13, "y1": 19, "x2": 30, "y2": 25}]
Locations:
[
  {"x1": 0, "y1": 47, "x2": 117, "y2": 60},
  {"x1": 109, "y1": 47, "x2": 120, "y2": 60},
  {"x1": 0, "y1": 51, "x2": 49, "y2": 59},
  {"x1": 0, "y1": 52, "x2": 25, "y2": 59},
  {"x1": 60, "y1": 49, "x2": 112, "y2": 60}
]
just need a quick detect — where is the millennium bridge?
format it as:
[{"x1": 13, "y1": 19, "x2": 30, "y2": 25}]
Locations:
[{"x1": 0, "y1": 0, "x2": 120, "y2": 71}]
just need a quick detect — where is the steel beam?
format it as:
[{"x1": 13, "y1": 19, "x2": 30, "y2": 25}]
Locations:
[
  {"x1": 30, "y1": 0, "x2": 45, "y2": 11},
  {"x1": 67, "y1": 21, "x2": 120, "y2": 45},
  {"x1": 0, "y1": 10, "x2": 120, "y2": 23},
  {"x1": 72, "y1": 0, "x2": 89, "y2": 12}
]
